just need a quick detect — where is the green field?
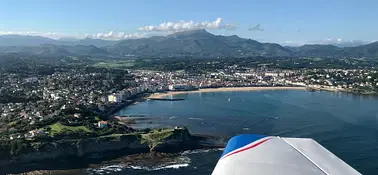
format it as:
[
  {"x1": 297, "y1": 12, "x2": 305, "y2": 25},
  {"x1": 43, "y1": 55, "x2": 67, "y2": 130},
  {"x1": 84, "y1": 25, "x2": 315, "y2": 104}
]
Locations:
[
  {"x1": 141, "y1": 128, "x2": 175, "y2": 146},
  {"x1": 8, "y1": 121, "x2": 17, "y2": 126},
  {"x1": 47, "y1": 122, "x2": 92, "y2": 135},
  {"x1": 93, "y1": 61, "x2": 135, "y2": 69}
]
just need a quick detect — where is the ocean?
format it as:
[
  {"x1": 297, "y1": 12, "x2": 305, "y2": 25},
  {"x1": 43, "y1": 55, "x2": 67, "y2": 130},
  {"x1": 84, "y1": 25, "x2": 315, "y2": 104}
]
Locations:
[{"x1": 28, "y1": 90, "x2": 378, "y2": 175}]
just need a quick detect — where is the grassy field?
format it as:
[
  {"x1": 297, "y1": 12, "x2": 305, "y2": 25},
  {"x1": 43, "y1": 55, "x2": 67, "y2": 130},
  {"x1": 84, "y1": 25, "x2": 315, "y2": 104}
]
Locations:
[
  {"x1": 141, "y1": 128, "x2": 175, "y2": 146},
  {"x1": 47, "y1": 122, "x2": 92, "y2": 136},
  {"x1": 8, "y1": 121, "x2": 17, "y2": 126},
  {"x1": 93, "y1": 60, "x2": 135, "y2": 69}
]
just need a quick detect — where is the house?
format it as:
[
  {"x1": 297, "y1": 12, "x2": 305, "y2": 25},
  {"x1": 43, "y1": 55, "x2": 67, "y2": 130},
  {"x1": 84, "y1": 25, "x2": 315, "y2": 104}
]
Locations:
[
  {"x1": 9, "y1": 134, "x2": 24, "y2": 140},
  {"x1": 25, "y1": 129, "x2": 45, "y2": 138},
  {"x1": 98, "y1": 121, "x2": 109, "y2": 128},
  {"x1": 9, "y1": 134, "x2": 16, "y2": 140},
  {"x1": 100, "y1": 96, "x2": 108, "y2": 103},
  {"x1": 74, "y1": 113, "x2": 81, "y2": 118}
]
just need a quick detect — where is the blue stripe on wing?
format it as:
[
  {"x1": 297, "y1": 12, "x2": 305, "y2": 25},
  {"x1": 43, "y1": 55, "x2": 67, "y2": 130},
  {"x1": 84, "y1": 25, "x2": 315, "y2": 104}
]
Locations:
[{"x1": 221, "y1": 134, "x2": 266, "y2": 158}]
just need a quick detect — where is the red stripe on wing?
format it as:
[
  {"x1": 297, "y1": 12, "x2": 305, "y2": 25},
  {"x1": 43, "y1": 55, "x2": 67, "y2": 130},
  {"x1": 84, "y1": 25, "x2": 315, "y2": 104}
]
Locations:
[{"x1": 221, "y1": 138, "x2": 272, "y2": 160}]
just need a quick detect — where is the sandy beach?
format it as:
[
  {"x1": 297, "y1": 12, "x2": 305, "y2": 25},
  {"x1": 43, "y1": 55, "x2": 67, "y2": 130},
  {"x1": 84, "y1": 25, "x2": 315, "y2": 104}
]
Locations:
[{"x1": 148, "y1": 86, "x2": 306, "y2": 98}]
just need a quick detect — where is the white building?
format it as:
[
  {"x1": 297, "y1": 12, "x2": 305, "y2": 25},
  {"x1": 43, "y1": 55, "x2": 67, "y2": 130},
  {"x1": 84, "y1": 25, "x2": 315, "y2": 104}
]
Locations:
[
  {"x1": 168, "y1": 84, "x2": 190, "y2": 91},
  {"x1": 108, "y1": 94, "x2": 121, "y2": 103},
  {"x1": 265, "y1": 73, "x2": 279, "y2": 77}
]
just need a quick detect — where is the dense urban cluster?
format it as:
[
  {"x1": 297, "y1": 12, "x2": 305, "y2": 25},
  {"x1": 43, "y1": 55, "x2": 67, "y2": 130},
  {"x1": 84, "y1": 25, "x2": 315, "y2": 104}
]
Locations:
[
  {"x1": 0, "y1": 67, "x2": 141, "y2": 140},
  {"x1": 0, "y1": 61, "x2": 377, "y2": 141},
  {"x1": 305, "y1": 69, "x2": 378, "y2": 92},
  {"x1": 132, "y1": 66, "x2": 378, "y2": 93}
]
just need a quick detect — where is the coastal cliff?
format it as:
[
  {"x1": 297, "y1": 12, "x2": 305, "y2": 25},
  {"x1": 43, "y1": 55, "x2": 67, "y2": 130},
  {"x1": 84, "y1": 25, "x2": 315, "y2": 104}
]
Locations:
[
  {"x1": 10, "y1": 134, "x2": 148, "y2": 163},
  {"x1": 0, "y1": 127, "x2": 223, "y2": 174},
  {"x1": 144, "y1": 128, "x2": 200, "y2": 152}
]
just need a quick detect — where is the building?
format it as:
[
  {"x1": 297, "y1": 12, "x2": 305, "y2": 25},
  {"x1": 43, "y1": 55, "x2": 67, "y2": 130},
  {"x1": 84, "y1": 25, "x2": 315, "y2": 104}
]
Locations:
[
  {"x1": 26, "y1": 129, "x2": 46, "y2": 138},
  {"x1": 74, "y1": 113, "x2": 81, "y2": 118},
  {"x1": 98, "y1": 121, "x2": 109, "y2": 128},
  {"x1": 168, "y1": 84, "x2": 194, "y2": 91},
  {"x1": 100, "y1": 96, "x2": 108, "y2": 103},
  {"x1": 265, "y1": 73, "x2": 279, "y2": 77},
  {"x1": 108, "y1": 94, "x2": 121, "y2": 103}
]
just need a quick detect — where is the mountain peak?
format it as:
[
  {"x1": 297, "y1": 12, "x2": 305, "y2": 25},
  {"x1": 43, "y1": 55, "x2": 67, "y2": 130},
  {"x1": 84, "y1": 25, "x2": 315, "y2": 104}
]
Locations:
[
  {"x1": 176, "y1": 29, "x2": 209, "y2": 34},
  {"x1": 167, "y1": 29, "x2": 212, "y2": 38}
]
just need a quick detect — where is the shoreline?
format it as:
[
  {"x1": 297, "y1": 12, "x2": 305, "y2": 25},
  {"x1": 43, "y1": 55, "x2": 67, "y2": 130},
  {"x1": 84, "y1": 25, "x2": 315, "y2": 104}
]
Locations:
[{"x1": 148, "y1": 86, "x2": 306, "y2": 98}]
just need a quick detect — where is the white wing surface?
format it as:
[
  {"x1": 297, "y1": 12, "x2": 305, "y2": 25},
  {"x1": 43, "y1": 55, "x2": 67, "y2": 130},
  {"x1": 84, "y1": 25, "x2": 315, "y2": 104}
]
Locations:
[{"x1": 212, "y1": 134, "x2": 361, "y2": 175}]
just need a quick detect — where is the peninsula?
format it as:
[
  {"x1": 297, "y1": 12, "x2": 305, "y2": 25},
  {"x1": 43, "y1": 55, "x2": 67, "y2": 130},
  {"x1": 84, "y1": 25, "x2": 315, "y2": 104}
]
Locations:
[{"x1": 0, "y1": 127, "x2": 227, "y2": 174}]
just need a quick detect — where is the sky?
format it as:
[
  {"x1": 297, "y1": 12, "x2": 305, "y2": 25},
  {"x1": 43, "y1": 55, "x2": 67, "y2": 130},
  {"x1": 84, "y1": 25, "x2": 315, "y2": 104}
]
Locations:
[{"x1": 1, "y1": 0, "x2": 378, "y2": 46}]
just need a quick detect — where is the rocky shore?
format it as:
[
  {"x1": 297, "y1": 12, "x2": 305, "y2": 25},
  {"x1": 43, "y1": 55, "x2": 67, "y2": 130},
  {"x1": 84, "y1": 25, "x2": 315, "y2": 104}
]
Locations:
[{"x1": 1, "y1": 128, "x2": 227, "y2": 175}]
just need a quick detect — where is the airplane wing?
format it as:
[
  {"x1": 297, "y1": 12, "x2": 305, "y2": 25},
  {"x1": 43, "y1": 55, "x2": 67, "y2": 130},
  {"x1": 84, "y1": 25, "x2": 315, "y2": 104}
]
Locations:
[{"x1": 212, "y1": 134, "x2": 361, "y2": 175}]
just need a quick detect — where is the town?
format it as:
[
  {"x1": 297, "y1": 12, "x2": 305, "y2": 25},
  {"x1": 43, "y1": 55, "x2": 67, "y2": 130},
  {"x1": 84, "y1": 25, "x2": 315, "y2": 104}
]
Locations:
[{"x1": 0, "y1": 61, "x2": 377, "y2": 141}]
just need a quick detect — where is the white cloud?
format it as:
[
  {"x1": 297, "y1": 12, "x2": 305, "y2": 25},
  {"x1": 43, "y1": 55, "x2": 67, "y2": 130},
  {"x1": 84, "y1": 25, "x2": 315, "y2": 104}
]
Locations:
[
  {"x1": 312, "y1": 38, "x2": 370, "y2": 47},
  {"x1": 0, "y1": 31, "x2": 63, "y2": 39},
  {"x1": 138, "y1": 18, "x2": 237, "y2": 32},
  {"x1": 281, "y1": 40, "x2": 306, "y2": 46},
  {"x1": 281, "y1": 38, "x2": 372, "y2": 47},
  {"x1": 85, "y1": 31, "x2": 147, "y2": 40},
  {"x1": 224, "y1": 23, "x2": 238, "y2": 30},
  {"x1": 248, "y1": 24, "x2": 264, "y2": 31}
]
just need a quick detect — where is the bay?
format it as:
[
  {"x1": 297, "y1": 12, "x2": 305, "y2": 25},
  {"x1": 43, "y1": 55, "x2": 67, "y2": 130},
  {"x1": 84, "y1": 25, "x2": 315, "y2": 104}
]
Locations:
[{"x1": 97, "y1": 90, "x2": 378, "y2": 175}]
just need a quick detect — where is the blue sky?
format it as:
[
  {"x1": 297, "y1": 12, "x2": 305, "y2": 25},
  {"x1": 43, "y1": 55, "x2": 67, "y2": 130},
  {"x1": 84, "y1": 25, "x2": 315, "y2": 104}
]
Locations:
[{"x1": 1, "y1": 0, "x2": 378, "y2": 45}]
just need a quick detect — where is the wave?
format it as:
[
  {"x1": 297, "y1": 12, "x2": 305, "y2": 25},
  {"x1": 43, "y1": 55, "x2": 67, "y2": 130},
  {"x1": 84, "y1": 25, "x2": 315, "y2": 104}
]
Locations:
[
  {"x1": 127, "y1": 163, "x2": 190, "y2": 171},
  {"x1": 181, "y1": 148, "x2": 224, "y2": 155},
  {"x1": 88, "y1": 163, "x2": 190, "y2": 174},
  {"x1": 87, "y1": 155, "x2": 191, "y2": 174},
  {"x1": 87, "y1": 165, "x2": 124, "y2": 174},
  {"x1": 152, "y1": 163, "x2": 189, "y2": 170}
]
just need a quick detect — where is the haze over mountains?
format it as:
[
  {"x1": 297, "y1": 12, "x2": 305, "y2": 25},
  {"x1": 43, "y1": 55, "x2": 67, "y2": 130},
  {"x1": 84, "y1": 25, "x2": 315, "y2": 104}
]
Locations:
[
  {"x1": 0, "y1": 35, "x2": 120, "y2": 47},
  {"x1": 0, "y1": 30, "x2": 378, "y2": 59}
]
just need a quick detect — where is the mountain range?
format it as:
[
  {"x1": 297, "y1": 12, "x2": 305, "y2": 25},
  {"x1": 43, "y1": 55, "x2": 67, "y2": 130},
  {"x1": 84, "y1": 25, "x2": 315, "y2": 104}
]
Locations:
[{"x1": 0, "y1": 30, "x2": 378, "y2": 59}]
